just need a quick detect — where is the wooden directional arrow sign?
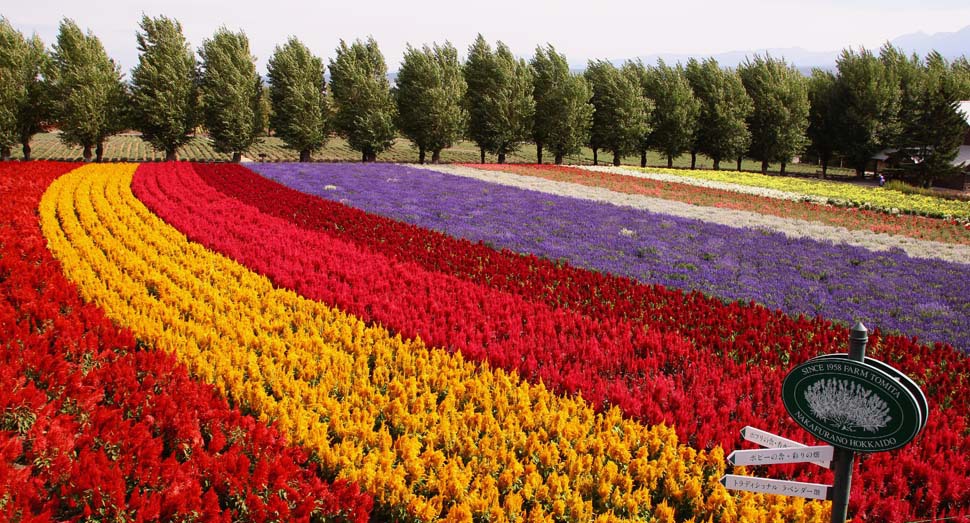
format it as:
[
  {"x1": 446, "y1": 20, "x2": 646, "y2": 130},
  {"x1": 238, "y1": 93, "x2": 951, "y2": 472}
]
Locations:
[
  {"x1": 740, "y1": 426, "x2": 831, "y2": 468},
  {"x1": 720, "y1": 474, "x2": 831, "y2": 500},
  {"x1": 727, "y1": 445, "x2": 834, "y2": 467}
]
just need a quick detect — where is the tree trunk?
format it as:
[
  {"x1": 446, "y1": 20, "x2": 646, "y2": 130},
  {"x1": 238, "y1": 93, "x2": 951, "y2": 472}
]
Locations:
[
  {"x1": 690, "y1": 152, "x2": 697, "y2": 170},
  {"x1": 821, "y1": 159, "x2": 828, "y2": 178},
  {"x1": 418, "y1": 147, "x2": 426, "y2": 164},
  {"x1": 21, "y1": 142, "x2": 31, "y2": 161},
  {"x1": 780, "y1": 161, "x2": 787, "y2": 175},
  {"x1": 536, "y1": 143, "x2": 543, "y2": 165},
  {"x1": 362, "y1": 150, "x2": 367, "y2": 162},
  {"x1": 365, "y1": 151, "x2": 377, "y2": 162},
  {"x1": 299, "y1": 149, "x2": 311, "y2": 162},
  {"x1": 166, "y1": 149, "x2": 179, "y2": 162},
  {"x1": 82, "y1": 145, "x2": 93, "y2": 162},
  {"x1": 592, "y1": 148, "x2": 598, "y2": 166},
  {"x1": 761, "y1": 159, "x2": 768, "y2": 174},
  {"x1": 431, "y1": 149, "x2": 441, "y2": 164},
  {"x1": 232, "y1": 152, "x2": 243, "y2": 163},
  {"x1": 736, "y1": 156, "x2": 742, "y2": 171},
  {"x1": 667, "y1": 154, "x2": 673, "y2": 168},
  {"x1": 855, "y1": 167, "x2": 865, "y2": 178},
  {"x1": 95, "y1": 142, "x2": 105, "y2": 162},
  {"x1": 480, "y1": 147, "x2": 485, "y2": 164},
  {"x1": 0, "y1": 146, "x2": 9, "y2": 162},
  {"x1": 554, "y1": 152, "x2": 563, "y2": 165},
  {"x1": 612, "y1": 151, "x2": 620, "y2": 166},
  {"x1": 497, "y1": 152, "x2": 506, "y2": 164},
  {"x1": 640, "y1": 149, "x2": 647, "y2": 168},
  {"x1": 713, "y1": 158, "x2": 720, "y2": 170}
]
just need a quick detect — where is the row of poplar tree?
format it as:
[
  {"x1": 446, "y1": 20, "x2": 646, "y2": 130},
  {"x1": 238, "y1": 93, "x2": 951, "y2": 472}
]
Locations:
[{"x1": 1, "y1": 16, "x2": 968, "y2": 183}]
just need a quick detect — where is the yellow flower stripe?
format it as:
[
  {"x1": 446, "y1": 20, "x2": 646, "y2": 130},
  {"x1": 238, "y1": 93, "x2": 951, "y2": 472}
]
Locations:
[
  {"x1": 39, "y1": 163, "x2": 829, "y2": 523},
  {"x1": 623, "y1": 166, "x2": 970, "y2": 222}
]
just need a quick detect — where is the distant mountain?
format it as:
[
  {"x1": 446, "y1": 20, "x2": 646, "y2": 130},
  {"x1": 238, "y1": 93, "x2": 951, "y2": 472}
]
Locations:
[
  {"x1": 890, "y1": 25, "x2": 970, "y2": 60},
  {"x1": 600, "y1": 25, "x2": 970, "y2": 75}
]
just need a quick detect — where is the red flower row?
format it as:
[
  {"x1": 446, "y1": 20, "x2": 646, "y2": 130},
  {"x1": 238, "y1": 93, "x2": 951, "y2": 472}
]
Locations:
[
  {"x1": 0, "y1": 161, "x2": 372, "y2": 522},
  {"x1": 135, "y1": 162, "x2": 970, "y2": 522},
  {"x1": 469, "y1": 163, "x2": 970, "y2": 245}
]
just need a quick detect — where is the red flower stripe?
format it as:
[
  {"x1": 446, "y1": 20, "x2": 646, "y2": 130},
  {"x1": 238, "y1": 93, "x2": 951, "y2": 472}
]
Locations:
[
  {"x1": 467, "y1": 163, "x2": 970, "y2": 245},
  {"x1": 134, "y1": 163, "x2": 970, "y2": 522},
  {"x1": 0, "y1": 161, "x2": 371, "y2": 522}
]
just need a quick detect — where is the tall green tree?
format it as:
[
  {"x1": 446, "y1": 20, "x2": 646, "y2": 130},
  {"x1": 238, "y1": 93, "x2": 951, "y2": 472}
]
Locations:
[
  {"x1": 462, "y1": 36, "x2": 533, "y2": 164},
  {"x1": 267, "y1": 37, "x2": 328, "y2": 162},
  {"x1": 834, "y1": 47, "x2": 900, "y2": 176},
  {"x1": 0, "y1": 19, "x2": 50, "y2": 161},
  {"x1": 531, "y1": 44, "x2": 592, "y2": 164},
  {"x1": 394, "y1": 42, "x2": 466, "y2": 164},
  {"x1": 49, "y1": 19, "x2": 127, "y2": 162},
  {"x1": 329, "y1": 37, "x2": 396, "y2": 162},
  {"x1": 898, "y1": 52, "x2": 968, "y2": 186},
  {"x1": 620, "y1": 60, "x2": 653, "y2": 167},
  {"x1": 585, "y1": 60, "x2": 652, "y2": 166},
  {"x1": 642, "y1": 60, "x2": 700, "y2": 168},
  {"x1": 130, "y1": 15, "x2": 197, "y2": 161},
  {"x1": 199, "y1": 27, "x2": 261, "y2": 162},
  {"x1": 463, "y1": 35, "x2": 494, "y2": 163},
  {"x1": 805, "y1": 68, "x2": 841, "y2": 177},
  {"x1": 738, "y1": 54, "x2": 809, "y2": 174},
  {"x1": 684, "y1": 58, "x2": 752, "y2": 171}
]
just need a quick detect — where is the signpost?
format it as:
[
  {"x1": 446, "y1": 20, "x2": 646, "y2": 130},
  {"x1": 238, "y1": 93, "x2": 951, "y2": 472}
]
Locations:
[
  {"x1": 740, "y1": 426, "x2": 831, "y2": 468},
  {"x1": 727, "y1": 445, "x2": 834, "y2": 467},
  {"x1": 720, "y1": 474, "x2": 830, "y2": 501},
  {"x1": 721, "y1": 323, "x2": 928, "y2": 523}
]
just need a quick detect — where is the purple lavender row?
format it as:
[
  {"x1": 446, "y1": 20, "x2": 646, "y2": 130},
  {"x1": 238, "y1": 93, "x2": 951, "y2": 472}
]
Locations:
[{"x1": 249, "y1": 162, "x2": 970, "y2": 352}]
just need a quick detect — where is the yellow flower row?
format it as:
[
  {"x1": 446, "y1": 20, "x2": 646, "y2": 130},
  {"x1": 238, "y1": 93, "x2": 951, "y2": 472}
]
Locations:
[
  {"x1": 625, "y1": 166, "x2": 970, "y2": 222},
  {"x1": 39, "y1": 163, "x2": 829, "y2": 522}
]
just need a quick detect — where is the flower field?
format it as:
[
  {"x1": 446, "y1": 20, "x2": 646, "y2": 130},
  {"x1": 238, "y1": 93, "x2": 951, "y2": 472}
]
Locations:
[
  {"x1": 0, "y1": 162, "x2": 371, "y2": 522},
  {"x1": 586, "y1": 165, "x2": 970, "y2": 223},
  {"x1": 464, "y1": 163, "x2": 970, "y2": 246},
  {"x1": 250, "y1": 162, "x2": 970, "y2": 351},
  {"x1": 3, "y1": 160, "x2": 968, "y2": 522}
]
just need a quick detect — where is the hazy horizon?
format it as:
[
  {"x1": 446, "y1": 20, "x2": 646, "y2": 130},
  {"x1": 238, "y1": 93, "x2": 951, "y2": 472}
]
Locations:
[{"x1": 6, "y1": 0, "x2": 970, "y2": 74}]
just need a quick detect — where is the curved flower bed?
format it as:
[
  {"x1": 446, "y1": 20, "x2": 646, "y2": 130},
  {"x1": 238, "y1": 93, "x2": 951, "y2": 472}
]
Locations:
[
  {"x1": 0, "y1": 162, "x2": 371, "y2": 522},
  {"x1": 585, "y1": 165, "x2": 970, "y2": 223},
  {"x1": 466, "y1": 163, "x2": 970, "y2": 246},
  {"x1": 249, "y1": 162, "x2": 970, "y2": 352},
  {"x1": 36, "y1": 162, "x2": 822, "y2": 522},
  {"x1": 196, "y1": 162, "x2": 969, "y2": 523}
]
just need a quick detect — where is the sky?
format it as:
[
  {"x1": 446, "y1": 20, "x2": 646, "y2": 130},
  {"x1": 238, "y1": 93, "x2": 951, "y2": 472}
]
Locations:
[{"x1": 6, "y1": 0, "x2": 970, "y2": 74}]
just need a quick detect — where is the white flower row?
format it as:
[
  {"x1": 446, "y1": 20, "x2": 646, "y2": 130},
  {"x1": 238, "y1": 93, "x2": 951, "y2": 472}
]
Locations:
[
  {"x1": 413, "y1": 164, "x2": 970, "y2": 266},
  {"x1": 579, "y1": 165, "x2": 835, "y2": 205}
]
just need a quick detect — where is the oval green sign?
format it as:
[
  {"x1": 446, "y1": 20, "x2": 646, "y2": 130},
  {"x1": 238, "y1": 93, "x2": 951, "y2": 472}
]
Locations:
[
  {"x1": 783, "y1": 358, "x2": 922, "y2": 452},
  {"x1": 812, "y1": 353, "x2": 928, "y2": 433}
]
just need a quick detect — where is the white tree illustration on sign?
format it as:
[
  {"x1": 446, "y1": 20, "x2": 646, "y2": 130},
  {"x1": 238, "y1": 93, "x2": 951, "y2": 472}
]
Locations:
[{"x1": 804, "y1": 378, "x2": 892, "y2": 433}]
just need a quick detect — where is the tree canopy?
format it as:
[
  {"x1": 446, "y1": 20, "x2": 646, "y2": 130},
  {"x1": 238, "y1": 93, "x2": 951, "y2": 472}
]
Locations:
[
  {"x1": 463, "y1": 36, "x2": 534, "y2": 164},
  {"x1": 833, "y1": 47, "x2": 901, "y2": 176},
  {"x1": 0, "y1": 18, "x2": 48, "y2": 160},
  {"x1": 641, "y1": 60, "x2": 700, "y2": 168},
  {"x1": 267, "y1": 37, "x2": 329, "y2": 162},
  {"x1": 738, "y1": 54, "x2": 809, "y2": 173},
  {"x1": 394, "y1": 42, "x2": 466, "y2": 163},
  {"x1": 49, "y1": 19, "x2": 127, "y2": 162},
  {"x1": 199, "y1": 27, "x2": 261, "y2": 162},
  {"x1": 329, "y1": 37, "x2": 397, "y2": 162},
  {"x1": 685, "y1": 58, "x2": 752, "y2": 170},
  {"x1": 585, "y1": 60, "x2": 652, "y2": 166},
  {"x1": 130, "y1": 15, "x2": 198, "y2": 161},
  {"x1": 531, "y1": 44, "x2": 593, "y2": 164}
]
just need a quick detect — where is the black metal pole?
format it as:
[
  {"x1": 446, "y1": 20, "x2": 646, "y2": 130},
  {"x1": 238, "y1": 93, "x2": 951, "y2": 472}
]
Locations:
[{"x1": 830, "y1": 322, "x2": 868, "y2": 523}]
